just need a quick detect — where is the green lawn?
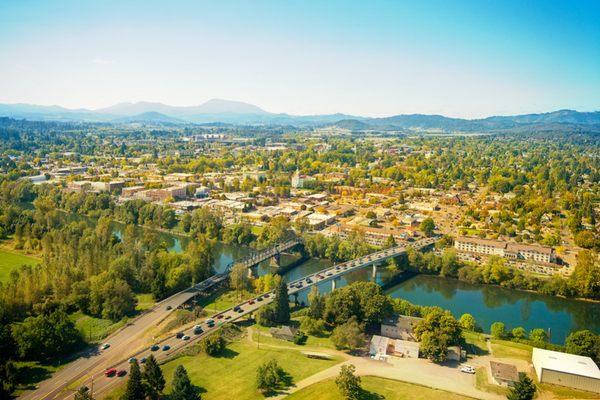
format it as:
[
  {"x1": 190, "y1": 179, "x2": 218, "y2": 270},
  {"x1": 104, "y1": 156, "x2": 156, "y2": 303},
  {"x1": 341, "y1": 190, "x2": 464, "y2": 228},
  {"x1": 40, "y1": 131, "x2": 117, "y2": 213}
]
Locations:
[
  {"x1": 461, "y1": 331, "x2": 488, "y2": 356},
  {"x1": 13, "y1": 361, "x2": 63, "y2": 395},
  {"x1": 158, "y1": 339, "x2": 342, "y2": 400},
  {"x1": 474, "y1": 367, "x2": 508, "y2": 396},
  {"x1": 70, "y1": 311, "x2": 126, "y2": 343},
  {"x1": 286, "y1": 376, "x2": 474, "y2": 400},
  {"x1": 490, "y1": 339, "x2": 532, "y2": 361},
  {"x1": 199, "y1": 289, "x2": 254, "y2": 312},
  {"x1": 135, "y1": 293, "x2": 155, "y2": 312},
  {"x1": 252, "y1": 318, "x2": 336, "y2": 350},
  {"x1": 0, "y1": 248, "x2": 40, "y2": 281}
]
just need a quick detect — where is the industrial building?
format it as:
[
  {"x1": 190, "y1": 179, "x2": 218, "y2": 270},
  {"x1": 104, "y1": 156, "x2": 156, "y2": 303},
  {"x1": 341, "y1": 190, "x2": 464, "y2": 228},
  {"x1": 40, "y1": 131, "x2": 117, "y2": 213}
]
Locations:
[{"x1": 532, "y1": 348, "x2": 600, "y2": 393}]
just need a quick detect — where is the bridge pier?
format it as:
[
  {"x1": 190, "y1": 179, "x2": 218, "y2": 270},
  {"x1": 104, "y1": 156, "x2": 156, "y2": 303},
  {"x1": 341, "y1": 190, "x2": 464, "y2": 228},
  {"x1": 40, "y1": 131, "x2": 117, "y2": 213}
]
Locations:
[
  {"x1": 247, "y1": 267, "x2": 255, "y2": 279},
  {"x1": 331, "y1": 279, "x2": 337, "y2": 291},
  {"x1": 269, "y1": 253, "x2": 281, "y2": 268},
  {"x1": 372, "y1": 263, "x2": 377, "y2": 281}
]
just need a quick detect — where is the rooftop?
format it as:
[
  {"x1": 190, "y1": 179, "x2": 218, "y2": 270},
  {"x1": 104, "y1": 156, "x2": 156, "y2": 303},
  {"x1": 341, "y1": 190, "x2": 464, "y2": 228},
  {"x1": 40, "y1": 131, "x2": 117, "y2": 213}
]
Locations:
[{"x1": 533, "y1": 348, "x2": 600, "y2": 379}]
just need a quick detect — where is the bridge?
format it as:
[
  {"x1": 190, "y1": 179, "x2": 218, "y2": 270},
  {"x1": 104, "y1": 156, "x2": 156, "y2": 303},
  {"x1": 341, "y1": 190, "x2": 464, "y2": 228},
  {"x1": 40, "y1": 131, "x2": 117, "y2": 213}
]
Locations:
[
  {"x1": 224, "y1": 237, "x2": 303, "y2": 276},
  {"x1": 27, "y1": 237, "x2": 434, "y2": 400}
]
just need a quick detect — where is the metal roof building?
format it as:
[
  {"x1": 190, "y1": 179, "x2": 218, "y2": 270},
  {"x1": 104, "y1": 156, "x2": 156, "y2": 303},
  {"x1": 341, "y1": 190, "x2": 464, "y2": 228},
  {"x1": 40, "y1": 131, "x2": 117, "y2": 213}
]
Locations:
[{"x1": 532, "y1": 348, "x2": 600, "y2": 394}]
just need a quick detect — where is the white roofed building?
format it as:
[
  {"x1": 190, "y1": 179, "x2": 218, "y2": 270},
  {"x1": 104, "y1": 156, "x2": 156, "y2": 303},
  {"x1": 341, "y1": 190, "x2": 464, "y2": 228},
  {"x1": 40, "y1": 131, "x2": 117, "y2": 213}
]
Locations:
[{"x1": 532, "y1": 348, "x2": 600, "y2": 393}]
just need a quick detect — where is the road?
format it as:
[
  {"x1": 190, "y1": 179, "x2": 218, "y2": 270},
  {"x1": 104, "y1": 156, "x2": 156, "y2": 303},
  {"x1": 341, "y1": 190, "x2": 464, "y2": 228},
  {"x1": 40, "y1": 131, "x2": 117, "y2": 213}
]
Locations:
[{"x1": 23, "y1": 238, "x2": 434, "y2": 400}]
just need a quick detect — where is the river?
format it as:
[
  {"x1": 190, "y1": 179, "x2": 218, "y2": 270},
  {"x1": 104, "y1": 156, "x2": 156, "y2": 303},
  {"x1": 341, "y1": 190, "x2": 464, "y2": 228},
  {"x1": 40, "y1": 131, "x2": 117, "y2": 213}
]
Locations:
[{"x1": 68, "y1": 213, "x2": 600, "y2": 344}]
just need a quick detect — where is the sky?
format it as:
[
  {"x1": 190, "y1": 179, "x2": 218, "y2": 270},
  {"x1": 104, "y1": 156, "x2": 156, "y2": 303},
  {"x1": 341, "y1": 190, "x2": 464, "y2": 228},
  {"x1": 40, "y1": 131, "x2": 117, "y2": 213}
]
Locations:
[{"x1": 0, "y1": 0, "x2": 599, "y2": 118}]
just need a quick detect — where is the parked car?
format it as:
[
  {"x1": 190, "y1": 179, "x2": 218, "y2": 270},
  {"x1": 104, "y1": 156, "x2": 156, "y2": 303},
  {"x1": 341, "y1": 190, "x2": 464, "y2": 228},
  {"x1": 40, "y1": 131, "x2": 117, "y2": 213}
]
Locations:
[
  {"x1": 104, "y1": 368, "x2": 117, "y2": 377},
  {"x1": 101, "y1": 343, "x2": 110, "y2": 350},
  {"x1": 460, "y1": 365, "x2": 475, "y2": 374}
]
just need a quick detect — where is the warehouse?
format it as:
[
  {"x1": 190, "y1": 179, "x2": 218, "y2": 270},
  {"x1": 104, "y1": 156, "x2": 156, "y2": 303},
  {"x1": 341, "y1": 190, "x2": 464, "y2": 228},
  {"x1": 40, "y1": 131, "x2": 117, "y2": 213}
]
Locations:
[{"x1": 532, "y1": 348, "x2": 600, "y2": 393}]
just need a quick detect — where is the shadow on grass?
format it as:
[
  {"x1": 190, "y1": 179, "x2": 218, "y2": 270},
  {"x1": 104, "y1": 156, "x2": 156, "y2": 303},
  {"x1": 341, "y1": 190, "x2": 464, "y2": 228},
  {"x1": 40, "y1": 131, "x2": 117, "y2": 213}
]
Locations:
[
  {"x1": 357, "y1": 389, "x2": 385, "y2": 400},
  {"x1": 215, "y1": 347, "x2": 240, "y2": 359},
  {"x1": 14, "y1": 364, "x2": 54, "y2": 391}
]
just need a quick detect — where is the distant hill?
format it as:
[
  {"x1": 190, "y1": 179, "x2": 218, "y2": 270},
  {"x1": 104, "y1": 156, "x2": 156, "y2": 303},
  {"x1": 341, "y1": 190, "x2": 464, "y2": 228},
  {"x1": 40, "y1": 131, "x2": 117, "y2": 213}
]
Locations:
[
  {"x1": 112, "y1": 111, "x2": 184, "y2": 124},
  {"x1": 0, "y1": 100, "x2": 598, "y2": 133}
]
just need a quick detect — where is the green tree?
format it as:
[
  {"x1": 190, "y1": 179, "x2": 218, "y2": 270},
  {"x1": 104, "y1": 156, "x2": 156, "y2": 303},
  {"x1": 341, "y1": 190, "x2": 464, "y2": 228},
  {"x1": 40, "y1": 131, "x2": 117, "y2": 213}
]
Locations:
[
  {"x1": 491, "y1": 322, "x2": 506, "y2": 339},
  {"x1": 74, "y1": 386, "x2": 94, "y2": 400},
  {"x1": 200, "y1": 331, "x2": 226, "y2": 356},
  {"x1": 511, "y1": 327, "x2": 527, "y2": 340},
  {"x1": 142, "y1": 355, "x2": 165, "y2": 400},
  {"x1": 420, "y1": 218, "x2": 435, "y2": 237},
  {"x1": 256, "y1": 359, "x2": 286, "y2": 395},
  {"x1": 273, "y1": 278, "x2": 290, "y2": 324},
  {"x1": 330, "y1": 318, "x2": 366, "y2": 351},
  {"x1": 529, "y1": 329, "x2": 548, "y2": 345},
  {"x1": 419, "y1": 331, "x2": 449, "y2": 363},
  {"x1": 507, "y1": 374, "x2": 536, "y2": 400},
  {"x1": 307, "y1": 285, "x2": 325, "y2": 319},
  {"x1": 565, "y1": 330, "x2": 599, "y2": 361},
  {"x1": 229, "y1": 263, "x2": 250, "y2": 299},
  {"x1": 300, "y1": 317, "x2": 327, "y2": 336},
  {"x1": 335, "y1": 364, "x2": 362, "y2": 400},
  {"x1": 570, "y1": 250, "x2": 600, "y2": 299},
  {"x1": 459, "y1": 313, "x2": 476, "y2": 331},
  {"x1": 171, "y1": 365, "x2": 199, "y2": 400},
  {"x1": 122, "y1": 360, "x2": 145, "y2": 400}
]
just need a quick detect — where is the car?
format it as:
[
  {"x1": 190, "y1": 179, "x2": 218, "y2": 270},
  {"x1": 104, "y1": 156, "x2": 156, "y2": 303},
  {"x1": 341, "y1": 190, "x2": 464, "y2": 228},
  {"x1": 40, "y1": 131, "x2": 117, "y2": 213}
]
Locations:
[
  {"x1": 306, "y1": 278, "x2": 313, "y2": 284},
  {"x1": 194, "y1": 327, "x2": 203, "y2": 335},
  {"x1": 176, "y1": 332, "x2": 184, "y2": 339},
  {"x1": 104, "y1": 368, "x2": 117, "y2": 377},
  {"x1": 460, "y1": 365, "x2": 476, "y2": 374},
  {"x1": 101, "y1": 343, "x2": 110, "y2": 350},
  {"x1": 236, "y1": 307, "x2": 244, "y2": 313},
  {"x1": 206, "y1": 319, "x2": 215, "y2": 324},
  {"x1": 263, "y1": 293, "x2": 270, "y2": 298},
  {"x1": 248, "y1": 300, "x2": 255, "y2": 305},
  {"x1": 128, "y1": 357, "x2": 137, "y2": 363},
  {"x1": 225, "y1": 315, "x2": 231, "y2": 320},
  {"x1": 194, "y1": 324, "x2": 202, "y2": 329},
  {"x1": 151, "y1": 345, "x2": 160, "y2": 351},
  {"x1": 117, "y1": 370, "x2": 127, "y2": 377},
  {"x1": 162, "y1": 345, "x2": 170, "y2": 351},
  {"x1": 140, "y1": 357, "x2": 147, "y2": 364},
  {"x1": 256, "y1": 297, "x2": 262, "y2": 302},
  {"x1": 233, "y1": 306, "x2": 241, "y2": 312},
  {"x1": 182, "y1": 335, "x2": 190, "y2": 340},
  {"x1": 326, "y1": 272, "x2": 333, "y2": 276},
  {"x1": 166, "y1": 305, "x2": 172, "y2": 310},
  {"x1": 216, "y1": 314, "x2": 224, "y2": 319}
]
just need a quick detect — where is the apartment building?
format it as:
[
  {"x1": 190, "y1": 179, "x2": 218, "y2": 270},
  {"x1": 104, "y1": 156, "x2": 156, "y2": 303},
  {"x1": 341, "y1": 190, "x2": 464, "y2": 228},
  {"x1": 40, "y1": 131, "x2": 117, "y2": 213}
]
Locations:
[{"x1": 455, "y1": 236, "x2": 556, "y2": 264}]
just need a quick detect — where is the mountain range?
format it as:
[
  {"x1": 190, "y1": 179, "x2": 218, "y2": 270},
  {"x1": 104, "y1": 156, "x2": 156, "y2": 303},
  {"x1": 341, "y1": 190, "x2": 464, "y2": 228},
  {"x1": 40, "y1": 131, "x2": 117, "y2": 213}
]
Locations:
[{"x1": 0, "y1": 99, "x2": 599, "y2": 133}]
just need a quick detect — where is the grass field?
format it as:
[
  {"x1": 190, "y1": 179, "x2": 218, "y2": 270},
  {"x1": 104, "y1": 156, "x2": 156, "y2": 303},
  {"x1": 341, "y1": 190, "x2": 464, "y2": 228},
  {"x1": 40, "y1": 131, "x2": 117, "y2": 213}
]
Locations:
[
  {"x1": 0, "y1": 248, "x2": 40, "y2": 281},
  {"x1": 70, "y1": 311, "x2": 126, "y2": 343},
  {"x1": 286, "y1": 376, "x2": 474, "y2": 400},
  {"x1": 474, "y1": 367, "x2": 508, "y2": 396},
  {"x1": 461, "y1": 331, "x2": 488, "y2": 356},
  {"x1": 252, "y1": 318, "x2": 336, "y2": 350},
  {"x1": 490, "y1": 339, "x2": 532, "y2": 361},
  {"x1": 156, "y1": 339, "x2": 342, "y2": 400}
]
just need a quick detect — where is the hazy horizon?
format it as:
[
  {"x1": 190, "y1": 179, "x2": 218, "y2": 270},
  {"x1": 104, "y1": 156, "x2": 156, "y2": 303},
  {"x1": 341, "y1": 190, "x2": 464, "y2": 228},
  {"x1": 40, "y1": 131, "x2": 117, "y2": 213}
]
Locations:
[{"x1": 1, "y1": 0, "x2": 599, "y2": 118}]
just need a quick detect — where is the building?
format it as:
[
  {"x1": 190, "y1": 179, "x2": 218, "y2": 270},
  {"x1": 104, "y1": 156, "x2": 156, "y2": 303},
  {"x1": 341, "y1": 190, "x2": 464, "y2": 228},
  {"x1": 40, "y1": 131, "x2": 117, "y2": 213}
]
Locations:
[
  {"x1": 490, "y1": 361, "x2": 519, "y2": 387},
  {"x1": 291, "y1": 169, "x2": 315, "y2": 188},
  {"x1": 455, "y1": 236, "x2": 557, "y2": 264},
  {"x1": 393, "y1": 339, "x2": 420, "y2": 358},
  {"x1": 305, "y1": 212, "x2": 336, "y2": 230},
  {"x1": 532, "y1": 348, "x2": 600, "y2": 393},
  {"x1": 369, "y1": 335, "x2": 390, "y2": 357},
  {"x1": 269, "y1": 326, "x2": 298, "y2": 341},
  {"x1": 381, "y1": 315, "x2": 422, "y2": 341}
]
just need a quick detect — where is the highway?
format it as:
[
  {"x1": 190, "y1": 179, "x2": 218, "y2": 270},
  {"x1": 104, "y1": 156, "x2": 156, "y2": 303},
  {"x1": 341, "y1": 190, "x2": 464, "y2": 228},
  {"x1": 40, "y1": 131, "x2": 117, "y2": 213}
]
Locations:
[{"x1": 23, "y1": 238, "x2": 434, "y2": 400}]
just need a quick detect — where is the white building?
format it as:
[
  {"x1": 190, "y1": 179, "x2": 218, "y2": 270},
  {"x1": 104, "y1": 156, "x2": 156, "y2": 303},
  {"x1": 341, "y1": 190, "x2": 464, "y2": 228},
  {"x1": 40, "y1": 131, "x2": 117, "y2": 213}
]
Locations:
[
  {"x1": 455, "y1": 236, "x2": 557, "y2": 264},
  {"x1": 532, "y1": 348, "x2": 600, "y2": 393}
]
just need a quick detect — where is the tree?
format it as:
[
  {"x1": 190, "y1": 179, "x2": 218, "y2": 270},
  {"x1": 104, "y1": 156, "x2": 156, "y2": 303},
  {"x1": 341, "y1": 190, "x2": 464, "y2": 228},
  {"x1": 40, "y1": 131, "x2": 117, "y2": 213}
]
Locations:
[
  {"x1": 74, "y1": 386, "x2": 94, "y2": 400},
  {"x1": 229, "y1": 263, "x2": 249, "y2": 299},
  {"x1": 419, "y1": 331, "x2": 449, "y2": 363},
  {"x1": 300, "y1": 317, "x2": 327, "y2": 336},
  {"x1": 335, "y1": 364, "x2": 362, "y2": 400},
  {"x1": 307, "y1": 286, "x2": 325, "y2": 319},
  {"x1": 420, "y1": 218, "x2": 435, "y2": 237},
  {"x1": 459, "y1": 313, "x2": 476, "y2": 331},
  {"x1": 511, "y1": 327, "x2": 527, "y2": 340},
  {"x1": 142, "y1": 355, "x2": 165, "y2": 399},
  {"x1": 507, "y1": 374, "x2": 536, "y2": 400},
  {"x1": 529, "y1": 329, "x2": 548, "y2": 345},
  {"x1": 122, "y1": 360, "x2": 145, "y2": 400},
  {"x1": 256, "y1": 359, "x2": 286, "y2": 395},
  {"x1": 330, "y1": 318, "x2": 366, "y2": 351},
  {"x1": 273, "y1": 278, "x2": 290, "y2": 324},
  {"x1": 171, "y1": 365, "x2": 199, "y2": 400},
  {"x1": 414, "y1": 309, "x2": 462, "y2": 345},
  {"x1": 200, "y1": 331, "x2": 226, "y2": 356},
  {"x1": 570, "y1": 250, "x2": 600, "y2": 299},
  {"x1": 491, "y1": 322, "x2": 506, "y2": 339},
  {"x1": 565, "y1": 330, "x2": 599, "y2": 361}
]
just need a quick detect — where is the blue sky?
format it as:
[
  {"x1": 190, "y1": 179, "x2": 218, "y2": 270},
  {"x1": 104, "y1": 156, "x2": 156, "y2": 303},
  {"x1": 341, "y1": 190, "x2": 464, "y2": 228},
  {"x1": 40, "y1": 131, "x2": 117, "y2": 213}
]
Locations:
[{"x1": 0, "y1": 0, "x2": 598, "y2": 118}]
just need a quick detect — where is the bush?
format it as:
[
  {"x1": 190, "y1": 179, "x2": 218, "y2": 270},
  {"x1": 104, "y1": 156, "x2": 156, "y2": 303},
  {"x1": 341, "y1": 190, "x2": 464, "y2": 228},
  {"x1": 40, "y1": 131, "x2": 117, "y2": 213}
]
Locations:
[
  {"x1": 200, "y1": 331, "x2": 226, "y2": 356},
  {"x1": 490, "y1": 322, "x2": 506, "y2": 339},
  {"x1": 300, "y1": 317, "x2": 327, "y2": 336},
  {"x1": 293, "y1": 332, "x2": 307, "y2": 345}
]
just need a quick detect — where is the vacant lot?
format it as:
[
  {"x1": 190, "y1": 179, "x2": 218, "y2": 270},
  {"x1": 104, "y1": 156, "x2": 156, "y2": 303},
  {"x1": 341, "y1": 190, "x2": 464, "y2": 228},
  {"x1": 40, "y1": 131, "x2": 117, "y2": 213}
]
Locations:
[
  {"x1": 159, "y1": 339, "x2": 342, "y2": 400},
  {"x1": 286, "y1": 376, "x2": 475, "y2": 400},
  {"x1": 0, "y1": 248, "x2": 40, "y2": 281}
]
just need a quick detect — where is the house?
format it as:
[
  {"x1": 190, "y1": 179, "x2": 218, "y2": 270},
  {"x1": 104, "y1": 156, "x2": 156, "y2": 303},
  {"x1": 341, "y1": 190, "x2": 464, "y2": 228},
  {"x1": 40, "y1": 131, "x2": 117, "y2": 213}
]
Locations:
[
  {"x1": 446, "y1": 346, "x2": 462, "y2": 362},
  {"x1": 269, "y1": 326, "x2": 298, "y2": 341},
  {"x1": 490, "y1": 361, "x2": 519, "y2": 387},
  {"x1": 369, "y1": 335, "x2": 390, "y2": 356},
  {"x1": 393, "y1": 339, "x2": 420, "y2": 358},
  {"x1": 532, "y1": 348, "x2": 600, "y2": 393},
  {"x1": 381, "y1": 315, "x2": 422, "y2": 340}
]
